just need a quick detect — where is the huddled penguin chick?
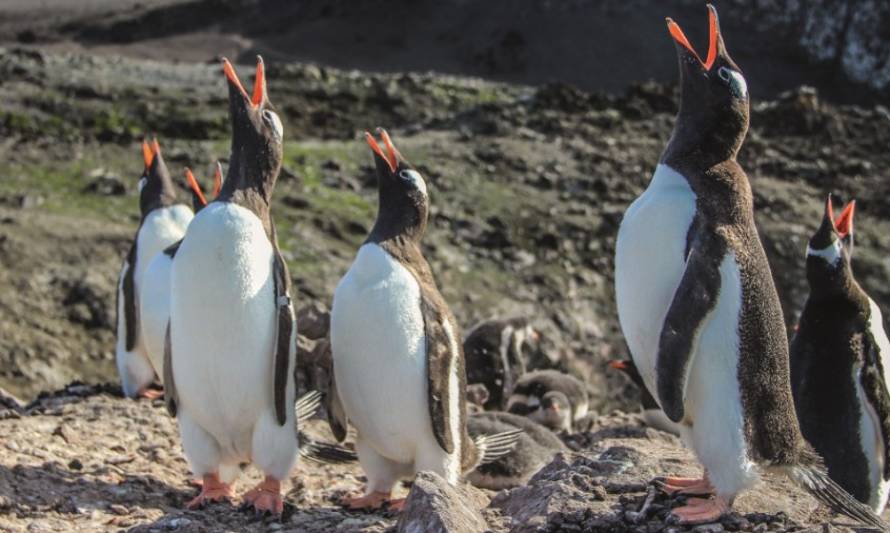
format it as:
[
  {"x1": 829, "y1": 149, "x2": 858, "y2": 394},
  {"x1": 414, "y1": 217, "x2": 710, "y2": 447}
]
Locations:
[
  {"x1": 466, "y1": 411, "x2": 566, "y2": 490},
  {"x1": 791, "y1": 197, "x2": 890, "y2": 513},
  {"x1": 328, "y1": 129, "x2": 521, "y2": 512},
  {"x1": 464, "y1": 317, "x2": 540, "y2": 410},
  {"x1": 165, "y1": 56, "x2": 298, "y2": 515},
  {"x1": 140, "y1": 164, "x2": 224, "y2": 383},
  {"x1": 614, "y1": 6, "x2": 885, "y2": 528},
  {"x1": 608, "y1": 359, "x2": 680, "y2": 436},
  {"x1": 506, "y1": 369, "x2": 588, "y2": 433},
  {"x1": 115, "y1": 139, "x2": 193, "y2": 399}
]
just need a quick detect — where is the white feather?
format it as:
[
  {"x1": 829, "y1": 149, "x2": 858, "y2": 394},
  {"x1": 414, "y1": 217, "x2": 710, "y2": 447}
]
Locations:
[
  {"x1": 140, "y1": 252, "x2": 173, "y2": 379},
  {"x1": 857, "y1": 298, "x2": 890, "y2": 512},
  {"x1": 806, "y1": 239, "x2": 843, "y2": 265}
]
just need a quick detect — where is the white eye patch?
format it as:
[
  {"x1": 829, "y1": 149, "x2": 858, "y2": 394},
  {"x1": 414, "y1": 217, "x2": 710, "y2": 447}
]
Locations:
[
  {"x1": 718, "y1": 66, "x2": 748, "y2": 99},
  {"x1": 806, "y1": 239, "x2": 842, "y2": 265},
  {"x1": 399, "y1": 169, "x2": 428, "y2": 196},
  {"x1": 137, "y1": 177, "x2": 147, "y2": 193},
  {"x1": 263, "y1": 110, "x2": 283, "y2": 140}
]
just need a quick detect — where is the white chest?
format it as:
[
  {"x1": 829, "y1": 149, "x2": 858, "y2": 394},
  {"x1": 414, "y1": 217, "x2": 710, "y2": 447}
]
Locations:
[
  {"x1": 135, "y1": 205, "x2": 193, "y2": 284},
  {"x1": 615, "y1": 164, "x2": 697, "y2": 393},
  {"x1": 860, "y1": 298, "x2": 890, "y2": 511}
]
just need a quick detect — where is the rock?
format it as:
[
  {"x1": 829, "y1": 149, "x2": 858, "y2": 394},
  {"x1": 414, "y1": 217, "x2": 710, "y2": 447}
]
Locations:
[
  {"x1": 396, "y1": 472, "x2": 489, "y2": 533},
  {"x1": 83, "y1": 170, "x2": 126, "y2": 196}
]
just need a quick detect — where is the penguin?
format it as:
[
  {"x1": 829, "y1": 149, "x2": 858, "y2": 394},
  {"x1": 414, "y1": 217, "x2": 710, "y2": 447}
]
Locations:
[
  {"x1": 328, "y1": 129, "x2": 521, "y2": 511},
  {"x1": 505, "y1": 369, "x2": 588, "y2": 433},
  {"x1": 463, "y1": 317, "x2": 540, "y2": 410},
  {"x1": 164, "y1": 57, "x2": 298, "y2": 515},
  {"x1": 115, "y1": 138, "x2": 193, "y2": 399},
  {"x1": 791, "y1": 197, "x2": 890, "y2": 513},
  {"x1": 608, "y1": 359, "x2": 680, "y2": 435},
  {"x1": 466, "y1": 411, "x2": 566, "y2": 490},
  {"x1": 140, "y1": 164, "x2": 223, "y2": 382},
  {"x1": 613, "y1": 6, "x2": 886, "y2": 527}
]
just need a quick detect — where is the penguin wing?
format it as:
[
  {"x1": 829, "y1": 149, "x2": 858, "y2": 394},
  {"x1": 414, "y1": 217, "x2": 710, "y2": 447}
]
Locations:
[
  {"x1": 121, "y1": 243, "x2": 139, "y2": 351},
  {"x1": 272, "y1": 250, "x2": 296, "y2": 428},
  {"x1": 325, "y1": 364, "x2": 349, "y2": 443},
  {"x1": 655, "y1": 234, "x2": 725, "y2": 423},
  {"x1": 421, "y1": 292, "x2": 466, "y2": 455},
  {"x1": 163, "y1": 321, "x2": 178, "y2": 417},
  {"x1": 861, "y1": 333, "x2": 890, "y2": 480}
]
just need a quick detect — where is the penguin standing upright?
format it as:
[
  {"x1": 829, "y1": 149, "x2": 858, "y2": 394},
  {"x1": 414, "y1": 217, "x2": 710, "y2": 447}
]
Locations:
[
  {"x1": 115, "y1": 139, "x2": 193, "y2": 399},
  {"x1": 614, "y1": 6, "x2": 885, "y2": 527},
  {"x1": 165, "y1": 57, "x2": 297, "y2": 515},
  {"x1": 329, "y1": 129, "x2": 520, "y2": 511},
  {"x1": 140, "y1": 163, "x2": 223, "y2": 381},
  {"x1": 791, "y1": 197, "x2": 890, "y2": 513}
]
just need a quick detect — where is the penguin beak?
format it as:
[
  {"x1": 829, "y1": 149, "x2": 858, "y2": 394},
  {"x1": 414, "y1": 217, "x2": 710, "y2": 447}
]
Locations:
[
  {"x1": 212, "y1": 162, "x2": 223, "y2": 198},
  {"x1": 223, "y1": 56, "x2": 268, "y2": 110},
  {"x1": 608, "y1": 360, "x2": 628, "y2": 371},
  {"x1": 832, "y1": 199, "x2": 855, "y2": 240},
  {"x1": 365, "y1": 128, "x2": 400, "y2": 174},
  {"x1": 666, "y1": 4, "x2": 719, "y2": 71},
  {"x1": 184, "y1": 168, "x2": 208, "y2": 207},
  {"x1": 142, "y1": 140, "x2": 155, "y2": 171}
]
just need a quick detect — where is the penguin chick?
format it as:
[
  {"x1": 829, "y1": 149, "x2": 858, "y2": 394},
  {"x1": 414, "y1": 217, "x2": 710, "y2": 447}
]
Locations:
[
  {"x1": 464, "y1": 317, "x2": 540, "y2": 410},
  {"x1": 115, "y1": 138, "x2": 193, "y2": 399},
  {"x1": 791, "y1": 197, "x2": 890, "y2": 513},
  {"x1": 166, "y1": 57, "x2": 297, "y2": 516},
  {"x1": 466, "y1": 411, "x2": 566, "y2": 490},
  {"x1": 506, "y1": 369, "x2": 588, "y2": 433},
  {"x1": 608, "y1": 359, "x2": 680, "y2": 435},
  {"x1": 141, "y1": 163, "x2": 225, "y2": 382},
  {"x1": 328, "y1": 129, "x2": 521, "y2": 512},
  {"x1": 614, "y1": 6, "x2": 886, "y2": 528}
]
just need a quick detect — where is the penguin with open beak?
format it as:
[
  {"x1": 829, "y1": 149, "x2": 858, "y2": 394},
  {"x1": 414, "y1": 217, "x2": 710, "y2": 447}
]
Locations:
[
  {"x1": 115, "y1": 138, "x2": 194, "y2": 399},
  {"x1": 614, "y1": 5, "x2": 886, "y2": 527},
  {"x1": 791, "y1": 197, "x2": 890, "y2": 513},
  {"x1": 165, "y1": 57, "x2": 298, "y2": 515}
]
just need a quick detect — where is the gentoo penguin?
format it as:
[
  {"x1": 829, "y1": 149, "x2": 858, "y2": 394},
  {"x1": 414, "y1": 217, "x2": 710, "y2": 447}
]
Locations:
[
  {"x1": 165, "y1": 57, "x2": 298, "y2": 515},
  {"x1": 614, "y1": 6, "x2": 885, "y2": 527},
  {"x1": 328, "y1": 129, "x2": 521, "y2": 511},
  {"x1": 140, "y1": 164, "x2": 224, "y2": 382},
  {"x1": 506, "y1": 369, "x2": 588, "y2": 433},
  {"x1": 791, "y1": 197, "x2": 890, "y2": 513},
  {"x1": 115, "y1": 139, "x2": 193, "y2": 399},
  {"x1": 608, "y1": 359, "x2": 680, "y2": 435},
  {"x1": 466, "y1": 411, "x2": 566, "y2": 490},
  {"x1": 464, "y1": 317, "x2": 540, "y2": 410}
]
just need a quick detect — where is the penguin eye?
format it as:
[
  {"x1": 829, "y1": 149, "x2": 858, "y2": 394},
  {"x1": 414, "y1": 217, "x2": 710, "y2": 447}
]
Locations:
[
  {"x1": 262, "y1": 110, "x2": 283, "y2": 141},
  {"x1": 717, "y1": 66, "x2": 748, "y2": 99},
  {"x1": 399, "y1": 169, "x2": 428, "y2": 196}
]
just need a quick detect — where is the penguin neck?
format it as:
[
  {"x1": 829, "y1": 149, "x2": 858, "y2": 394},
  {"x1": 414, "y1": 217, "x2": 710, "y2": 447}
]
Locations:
[
  {"x1": 662, "y1": 103, "x2": 748, "y2": 174},
  {"x1": 366, "y1": 190, "x2": 428, "y2": 246},
  {"x1": 140, "y1": 165, "x2": 178, "y2": 220},
  {"x1": 216, "y1": 154, "x2": 277, "y2": 240}
]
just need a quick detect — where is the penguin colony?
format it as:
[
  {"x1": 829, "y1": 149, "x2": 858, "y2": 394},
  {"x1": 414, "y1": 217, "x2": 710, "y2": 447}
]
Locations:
[{"x1": 109, "y1": 4, "x2": 890, "y2": 527}]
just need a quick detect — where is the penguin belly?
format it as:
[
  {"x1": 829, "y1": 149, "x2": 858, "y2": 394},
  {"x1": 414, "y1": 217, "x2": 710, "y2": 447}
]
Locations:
[
  {"x1": 860, "y1": 298, "x2": 890, "y2": 512},
  {"x1": 331, "y1": 243, "x2": 440, "y2": 467},
  {"x1": 139, "y1": 252, "x2": 173, "y2": 379},
  {"x1": 170, "y1": 202, "x2": 290, "y2": 466},
  {"x1": 116, "y1": 204, "x2": 193, "y2": 397},
  {"x1": 615, "y1": 164, "x2": 697, "y2": 398}
]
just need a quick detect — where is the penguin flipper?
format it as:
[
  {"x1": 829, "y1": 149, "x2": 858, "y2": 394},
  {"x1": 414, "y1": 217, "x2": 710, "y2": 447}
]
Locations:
[
  {"x1": 325, "y1": 367, "x2": 349, "y2": 443},
  {"x1": 860, "y1": 335, "x2": 890, "y2": 481},
  {"x1": 121, "y1": 243, "x2": 139, "y2": 351},
  {"x1": 163, "y1": 321, "x2": 178, "y2": 417},
  {"x1": 655, "y1": 235, "x2": 725, "y2": 423},
  {"x1": 421, "y1": 293, "x2": 465, "y2": 455},
  {"x1": 272, "y1": 250, "x2": 295, "y2": 428}
]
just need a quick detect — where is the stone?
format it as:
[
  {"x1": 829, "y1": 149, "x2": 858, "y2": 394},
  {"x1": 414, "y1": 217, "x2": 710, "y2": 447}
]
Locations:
[{"x1": 396, "y1": 471, "x2": 489, "y2": 533}]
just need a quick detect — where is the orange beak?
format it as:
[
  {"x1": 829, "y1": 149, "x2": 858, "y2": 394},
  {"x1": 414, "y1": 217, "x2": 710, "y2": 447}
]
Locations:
[
  {"x1": 833, "y1": 199, "x2": 855, "y2": 239},
  {"x1": 364, "y1": 128, "x2": 398, "y2": 173},
  {"x1": 223, "y1": 56, "x2": 266, "y2": 108},
  {"x1": 666, "y1": 4, "x2": 718, "y2": 70},
  {"x1": 184, "y1": 168, "x2": 208, "y2": 207},
  {"x1": 142, "y1": 139, "x2": 156, "y2": 170}
]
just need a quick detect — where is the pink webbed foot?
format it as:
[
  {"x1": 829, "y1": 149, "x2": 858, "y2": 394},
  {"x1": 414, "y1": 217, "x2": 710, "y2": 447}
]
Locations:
[
  {"x1": 658, "y1": 473, "x2": 715, "y2": 496},
  {"x1": 186, "y1": 473, "x2": 234, "y2": 509},
  {"x1": 242, "y1": 476, "x2": 283, "y2": 515},
  {"x1": 340, "y1": 491, "x2": 391, "y2": 511},
  {"x1": 387, "y1": 498, "x2": 407, "y2": 512},
  {"x1": 139, "y1": 388, "x2": 164, "y2": 400},
  {"x1": 669, "y1": 496, "x2": 730, "y2": 525}
]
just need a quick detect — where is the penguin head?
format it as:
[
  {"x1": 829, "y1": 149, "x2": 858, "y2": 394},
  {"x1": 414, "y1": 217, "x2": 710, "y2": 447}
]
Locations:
[
  {"x1": 137, "y1": 138, "x2": 177, "y2": 219},
  {"x1": 537, "y1": 391, "x2": 572, "y2": 432},
  {"x1": 806, "y1": 195, "x2": 856, "y2": 290},
  {"x1": 365, "y1": 128, "x2": 429, "y2": 241},
  {"x1": 184, "y1": 162, "x2": 224, "y2": 213},
  {"x1": 222, "y1": 56, "x2": 283, "y2": 196},
  {"x1": 667, "y1": 4, "x2": 749, "y2": 160}
]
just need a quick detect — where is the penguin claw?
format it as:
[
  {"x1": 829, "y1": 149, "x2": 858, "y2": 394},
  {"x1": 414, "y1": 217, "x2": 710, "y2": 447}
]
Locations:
[
  {"x1": 669, "y1": 496, "x2": 729, "y2": 525},
  {"x1": 185, "y1": 474, "x2": 234, "y2": 509},
  {"x1": 341, "y1": 491, "x2": 391, "y2": 511},
  {"x1": 241, "y1": 477, "x2": 283, "y2": 516},
  {"x1": 139, "y1": 388, "x2": 164, "y2": 400},
  {"x1": 657, "y1": 477, "x2": 715, "y2": 496}
]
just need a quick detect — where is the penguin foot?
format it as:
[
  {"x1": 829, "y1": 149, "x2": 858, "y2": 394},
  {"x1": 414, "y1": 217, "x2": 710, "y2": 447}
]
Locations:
[
  {"x1": 668, "y1": 496, "x2": 729, "y2": 525},
  {"x1": 241, "y1": 476, "x2": 283, "y2": 515},
  {"x1": 139, "y1": 388, "x2": 164, "y2": 400},
  {"x1": 186, "y1": 473, "x2": 234, "y2": 509},
  {"x1": 386, "y1": 498, "x2": 407, "y2": 512},
  {"x1": 658, "y1": 476, "x2": 715, "y2": 496},
  {"x1": 341, "y1": 491, "x2": 391, "y2": 511}
]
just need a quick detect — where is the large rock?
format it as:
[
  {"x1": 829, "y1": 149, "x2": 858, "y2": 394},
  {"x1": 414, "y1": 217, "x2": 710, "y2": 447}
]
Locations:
[{"x1": 397, "y1": 472, "x2": 490, "y2": 533}]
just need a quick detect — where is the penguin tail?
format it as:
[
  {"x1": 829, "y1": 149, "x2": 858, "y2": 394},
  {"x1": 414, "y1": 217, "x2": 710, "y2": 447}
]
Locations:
[
  {"x1": 295, "y1": 390, "x2": 323, "y2": 425},
  {"x1": 475, "y1": 428, "x2": 523, "y2": 465},
  {"x1": 785, "y1": 449, "x2": 888, "y2": 531},
  {"x1": 298, "y1": 432, "x2": 358, "y2": 465}
]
